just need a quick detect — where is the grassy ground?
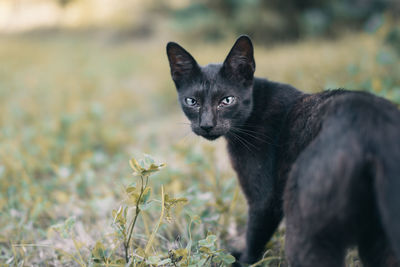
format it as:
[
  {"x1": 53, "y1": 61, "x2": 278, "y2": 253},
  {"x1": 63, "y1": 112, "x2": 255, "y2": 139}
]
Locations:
[{"x1": 0, "y1": 29, "x2": 399, "y2": 266}]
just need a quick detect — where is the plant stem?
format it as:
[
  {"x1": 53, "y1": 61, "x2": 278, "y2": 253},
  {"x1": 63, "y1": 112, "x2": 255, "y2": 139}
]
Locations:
[
  {"x1": 124, "y1": 175, "x2": 148, "y2": 263},
  {"x1": 248, "y1": 256, "x2": 281, "y2": 267}
]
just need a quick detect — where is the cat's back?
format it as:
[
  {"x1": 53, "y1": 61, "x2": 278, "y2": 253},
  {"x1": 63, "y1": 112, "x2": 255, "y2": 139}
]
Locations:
[
  {"x1": 314, "y1": 90, "x2": 400, "y2": 149},
  {"x1": 286, "y1": 89, "x2": 400, "y2": 143},
  {"x1": 279, "y1": 89, "x2": 400, "y2": 178},
  {"x1": 321, "y1": 90, "x2": 400, "y2": 124}
]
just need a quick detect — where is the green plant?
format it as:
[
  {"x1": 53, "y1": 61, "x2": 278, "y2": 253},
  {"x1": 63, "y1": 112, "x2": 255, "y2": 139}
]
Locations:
[{"x1": 50, "y1": 155, "x2": 237, "y2": 266}]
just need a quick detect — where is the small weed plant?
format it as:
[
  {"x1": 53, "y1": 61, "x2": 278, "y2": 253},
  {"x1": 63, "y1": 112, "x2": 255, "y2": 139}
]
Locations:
[{"x1": 52, "y1": 155, "x2": 236, "y2": 266}]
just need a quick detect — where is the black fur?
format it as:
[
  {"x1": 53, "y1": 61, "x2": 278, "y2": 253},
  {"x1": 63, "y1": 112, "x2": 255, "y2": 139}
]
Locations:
[{"x1": 166, "y1": 35, "x2": 400, "y2": 266}]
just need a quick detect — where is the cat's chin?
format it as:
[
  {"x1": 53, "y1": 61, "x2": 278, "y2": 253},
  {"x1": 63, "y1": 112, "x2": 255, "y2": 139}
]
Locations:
[{"x1": 201, "y1": 134, "x2": 222, "y2": 141}]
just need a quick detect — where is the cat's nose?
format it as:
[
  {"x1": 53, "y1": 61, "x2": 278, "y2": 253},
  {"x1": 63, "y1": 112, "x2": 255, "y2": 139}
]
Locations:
[
  {"x1": 200, "y1": 125, "x2": 214, "y2": 132},
  {"x1": 200, "y1": 110, "x2": 214, "y2": 132}
]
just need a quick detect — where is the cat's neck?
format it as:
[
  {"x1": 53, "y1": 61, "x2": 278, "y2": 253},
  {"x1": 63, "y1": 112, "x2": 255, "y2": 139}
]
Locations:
[
  {"x1": 225, "y1": 77, "x2": 304, "y2": 150},
  {"x1": 251, "y1": 77, "x2": 303, "y2": 123}
]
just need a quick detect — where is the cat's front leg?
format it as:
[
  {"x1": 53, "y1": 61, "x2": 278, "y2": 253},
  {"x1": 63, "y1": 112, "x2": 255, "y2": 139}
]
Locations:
[{"x1": 240, "y1": 200, "x2": 283, "y2": 264}]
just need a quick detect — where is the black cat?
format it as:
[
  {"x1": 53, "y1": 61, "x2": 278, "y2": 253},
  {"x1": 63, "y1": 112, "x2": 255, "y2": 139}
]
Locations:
[{"x1": 166, "y1": 35, "x2": 400, "y2": 267}]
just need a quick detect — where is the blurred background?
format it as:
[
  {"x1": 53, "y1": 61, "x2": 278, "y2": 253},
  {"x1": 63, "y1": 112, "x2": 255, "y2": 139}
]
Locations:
[{"x1": 0, "y1": 0, "x2": 399, "y2": 266}]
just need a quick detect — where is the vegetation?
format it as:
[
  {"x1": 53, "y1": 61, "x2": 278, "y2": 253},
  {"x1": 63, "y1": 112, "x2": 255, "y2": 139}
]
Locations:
[
  {"x1": 0, "y1": 21, "x2": 399, "y2": 266},
  {"x1": 165, "y1": 0, "x2": 399, "y2": 42}
]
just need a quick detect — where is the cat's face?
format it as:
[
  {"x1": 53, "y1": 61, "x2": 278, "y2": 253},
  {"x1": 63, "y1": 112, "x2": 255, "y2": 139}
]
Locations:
[{"x1": 166, "y1": 36, "x2": 256, "y2": 140}]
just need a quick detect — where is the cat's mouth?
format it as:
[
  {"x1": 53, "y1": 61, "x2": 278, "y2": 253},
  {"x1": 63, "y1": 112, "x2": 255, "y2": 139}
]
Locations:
[
  {"x1": 192, "y1": 126, "x2": 226, "y2": 140},
  {"x1": 201, "y1": 133, "x2": 221, "y2": 141}
]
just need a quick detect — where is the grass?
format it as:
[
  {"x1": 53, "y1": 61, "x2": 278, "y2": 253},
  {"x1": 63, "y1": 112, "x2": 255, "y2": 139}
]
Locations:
[{"x1": 0, "y1": 26, "x2": 399, "y2": 266}]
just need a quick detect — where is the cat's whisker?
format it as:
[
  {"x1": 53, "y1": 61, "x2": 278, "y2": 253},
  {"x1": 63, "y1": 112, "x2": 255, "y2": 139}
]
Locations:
[
  {"x1": 236, "y1": 125, "x2": 272, "y2": 134},
  {"x1": 236, "y1": 123, "x2": 266, "y2": 129},
  {"x1": 236, "y1": 134, "x2": 260, "y2": 151},
  {"x1": 227, "y1": 132, "x2": 252, "y2": 154},
  {"x1": 235, "y1": 128, "x2": 273, "y2": 139},
  {"x1": 233, "y1": 125, "x2": 274, "y2": 140},
  {"x1": 230, "y1": 127, "x2": 273, "y2": 145},
  {"x1": 227, "y1": 131, "x2": 258, "y2": 154},
  {"x1": 231, "y1": 127, "x2": 276, "y2": 145}
]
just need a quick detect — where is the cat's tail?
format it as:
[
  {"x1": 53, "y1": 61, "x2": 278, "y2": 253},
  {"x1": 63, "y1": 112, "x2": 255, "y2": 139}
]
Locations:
[{"x1": 375, "y1": 139, "x2": 400, "y2": 259}]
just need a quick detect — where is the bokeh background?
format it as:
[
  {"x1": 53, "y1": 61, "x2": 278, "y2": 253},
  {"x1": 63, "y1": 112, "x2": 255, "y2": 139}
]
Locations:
[{"x1": 0, "y1": 0, "x2": 399, "y2": 266}]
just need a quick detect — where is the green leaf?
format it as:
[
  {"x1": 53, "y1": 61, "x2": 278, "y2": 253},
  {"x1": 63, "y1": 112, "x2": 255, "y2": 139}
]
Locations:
[
  {"x1": 144, "y1": 154, "x2": 155, "y2": 165},
  {"x1": 64, "y1": 217, "x2": 76, "y2": 231},
  {"x1": 174, "y1": 248, "x2": 188, "y2": 262},
  {"x1": 169, "y1": 248, "x2": 187, "y2": 263},
  {"x1": 199, "y1": 246, "x2": 211, "y2": 253},
  {"x1": 139, "y1": 159, "x2": 146, "y2": 168},
  {"x1": 142, "y1": 163, "x2": 166, "y2": 176},
  {"x1": 92, "y1": 241, "x2": 106, "y2": 260},
  {"x1": 219, "y1": 253, "x2": 236, "y2": 264},
  {"x1": 126, "y1": 186, "x2": 136, "y2": 194},
  {"x1": 199, "y1": 234, "x2": 216, "y2": 248},
  {"x1": 212, "y1": 256, "x2": 222, "y2": 263},
  {"x1": 126, "y1": 192, "x2": 140, "y2": 206},
  {"x1": 129, "y1": 158, "x2": 143, "y2": 175},
  {"x1": 129, "y1": 156, "x2": 165, "y2": 176},
  {"x1": 206, "y1": 235, "x2": 217, "y2": 244},
  {"x1": 112, "y1": 206, "x2": 126, "y2": 226},
  {"x1": 140, "y1": 187, "x2": 151, "y2": 204}
]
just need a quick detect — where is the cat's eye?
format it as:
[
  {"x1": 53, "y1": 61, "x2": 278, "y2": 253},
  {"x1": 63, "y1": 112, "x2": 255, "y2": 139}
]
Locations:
[
  {"x1": 185, "y1": 97, "x2": 198, "y2": 106},
  {"x1": 219, "y1": 96, "x2": 235, "y2": 107}
]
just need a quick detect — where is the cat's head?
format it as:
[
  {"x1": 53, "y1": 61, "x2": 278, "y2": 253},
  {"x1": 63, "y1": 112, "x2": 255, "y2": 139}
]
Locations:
[{"x1": 166, "y1": 35, "x2": 256, "y2": 140}]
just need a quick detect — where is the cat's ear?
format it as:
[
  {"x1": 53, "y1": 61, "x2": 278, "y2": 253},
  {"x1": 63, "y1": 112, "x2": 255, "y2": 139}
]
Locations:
[
  {"x1": 166, "y1": 42, "x2": 200, "y2": 87},
  {"x1": 221, "y1": 35, "x2": 255, "y2": 84}
]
